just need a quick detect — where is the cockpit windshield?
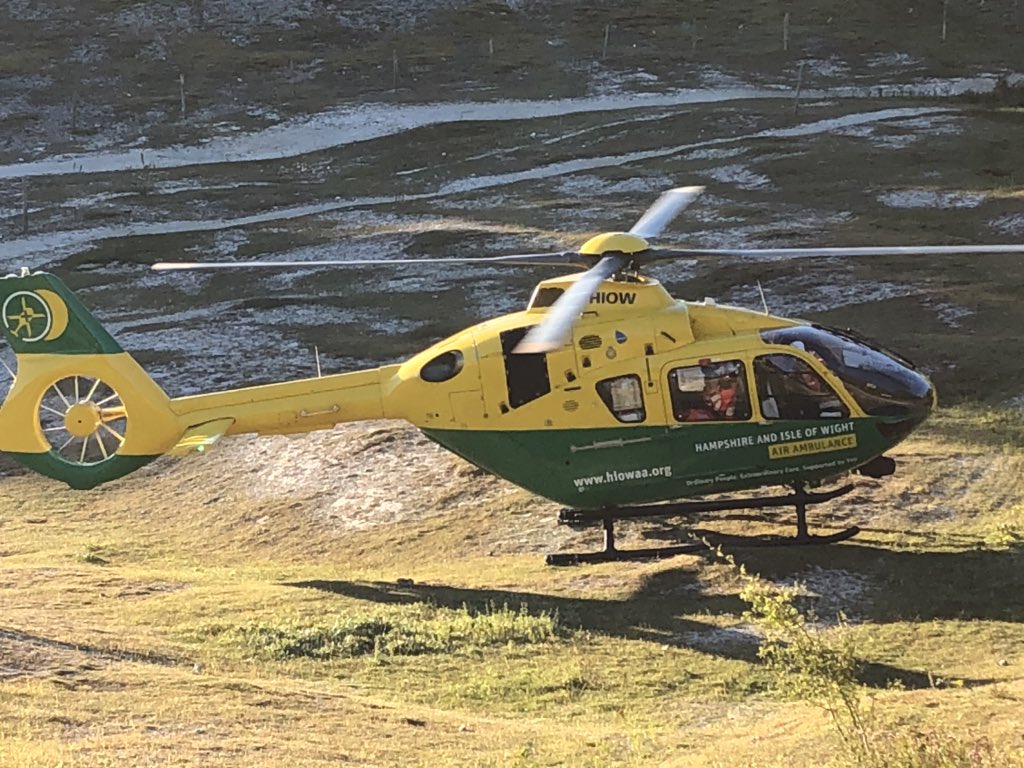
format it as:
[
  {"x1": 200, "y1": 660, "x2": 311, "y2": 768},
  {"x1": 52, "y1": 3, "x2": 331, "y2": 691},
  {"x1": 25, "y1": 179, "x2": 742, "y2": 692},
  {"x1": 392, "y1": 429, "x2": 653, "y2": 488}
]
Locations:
[{"x1": 759, "y1": 325, "x2": 934, "y2": 419}]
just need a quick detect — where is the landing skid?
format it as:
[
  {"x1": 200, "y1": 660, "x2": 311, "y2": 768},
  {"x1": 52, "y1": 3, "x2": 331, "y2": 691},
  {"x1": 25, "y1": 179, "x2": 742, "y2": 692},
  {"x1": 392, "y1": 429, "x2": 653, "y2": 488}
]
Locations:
[{"x1": 546, "y1": 483, "x2": 858, "y2": 566}]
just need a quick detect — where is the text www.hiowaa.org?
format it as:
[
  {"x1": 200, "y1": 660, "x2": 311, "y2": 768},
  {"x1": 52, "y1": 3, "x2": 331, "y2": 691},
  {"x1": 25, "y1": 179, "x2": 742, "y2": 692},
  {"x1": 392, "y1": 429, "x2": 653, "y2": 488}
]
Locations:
[{"x1": 573, "y1": 465, "x2": 672, "y2": 492}]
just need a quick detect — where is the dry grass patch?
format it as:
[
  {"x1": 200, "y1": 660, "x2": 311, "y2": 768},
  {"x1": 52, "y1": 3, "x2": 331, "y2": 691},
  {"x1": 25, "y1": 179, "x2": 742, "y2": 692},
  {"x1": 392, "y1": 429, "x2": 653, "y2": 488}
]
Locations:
[{"x1": 3, "y1": 408, "x2": 1024, "y2": 766}]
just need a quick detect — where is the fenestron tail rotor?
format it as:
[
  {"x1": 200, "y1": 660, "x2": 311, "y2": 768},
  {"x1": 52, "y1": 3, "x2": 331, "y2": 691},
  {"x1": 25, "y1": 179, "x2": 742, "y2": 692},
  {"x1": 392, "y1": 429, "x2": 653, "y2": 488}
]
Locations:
[{"x1": 38, "y1": 375, "x2": 128, "y2": 466}]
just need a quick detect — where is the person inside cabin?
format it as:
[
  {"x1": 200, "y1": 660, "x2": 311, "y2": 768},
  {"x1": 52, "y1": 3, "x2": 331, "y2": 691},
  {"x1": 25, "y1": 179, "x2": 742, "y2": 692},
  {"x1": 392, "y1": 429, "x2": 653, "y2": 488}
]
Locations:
[
  {"x1": 791, "y1": 367, "x2": 846, "y2": 418},
  {"x1": 706, "y1": 372, "x2": 740, "y2": 418},
  {"x1": 755, "y1": 353, "x2": 848, "y2": 420},
  {"x1": 680, "y1": 370, "x2": 724, "y2": 421},
  {"x1": 679, "y1": 365, "x2": 748, "y2": 421},
  {"x1": 789, "y1": 341, "x2": 846, "y2": 418},
  {"x1": 681, "y1": 396, "x2": 717, "y2": 421},
  {"x1": 672, "y1": 361, "x2": 751, "y2": 422}
]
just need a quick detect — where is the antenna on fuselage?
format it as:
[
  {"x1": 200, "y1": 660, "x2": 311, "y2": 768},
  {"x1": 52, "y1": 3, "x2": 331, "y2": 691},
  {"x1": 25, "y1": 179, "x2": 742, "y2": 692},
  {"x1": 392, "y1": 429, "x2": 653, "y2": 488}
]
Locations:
[
  {"x1": 314, "y1": 345, "x2": 322, "y2": 378},
  {"x1": 757, "y1": 280, "x2": 770, "y2": 315}
]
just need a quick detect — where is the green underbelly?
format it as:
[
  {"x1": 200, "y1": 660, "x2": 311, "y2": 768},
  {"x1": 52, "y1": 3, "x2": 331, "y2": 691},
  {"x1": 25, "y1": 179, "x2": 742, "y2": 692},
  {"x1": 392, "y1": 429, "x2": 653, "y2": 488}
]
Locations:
[{"x1": 423, "y1": 417, "x2": 890, "y2": 509}]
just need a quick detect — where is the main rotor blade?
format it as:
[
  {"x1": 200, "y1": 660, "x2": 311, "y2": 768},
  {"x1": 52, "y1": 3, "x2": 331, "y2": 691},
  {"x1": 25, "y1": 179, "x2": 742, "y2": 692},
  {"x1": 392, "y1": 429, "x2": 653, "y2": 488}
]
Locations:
[
  {"x1": 514, "y1": 254, "x2": 626, "y2": 354},
  {"x1": 644, "y1": 244, "x2": 1024, "y2": 261},
  {"x1": 152, "y1": 251, "x2": 586, "y2": 271},
  {"x1": 628, "y1": 186, "x2": 704, "y2": 240}
]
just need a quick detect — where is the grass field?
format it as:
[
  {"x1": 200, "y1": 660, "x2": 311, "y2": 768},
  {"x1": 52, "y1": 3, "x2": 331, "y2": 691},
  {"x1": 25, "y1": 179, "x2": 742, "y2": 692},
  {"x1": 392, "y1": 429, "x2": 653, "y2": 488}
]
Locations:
[{"x1": 2, "y1": 409, "x2": 1024, "y2": 767}]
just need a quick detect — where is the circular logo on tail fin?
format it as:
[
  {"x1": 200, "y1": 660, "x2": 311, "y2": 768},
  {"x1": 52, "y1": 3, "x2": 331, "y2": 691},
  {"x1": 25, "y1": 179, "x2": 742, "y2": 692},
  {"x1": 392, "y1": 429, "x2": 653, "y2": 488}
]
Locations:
[{"x1": 3, "y1": 290, "x2": 69, "y2": 343}]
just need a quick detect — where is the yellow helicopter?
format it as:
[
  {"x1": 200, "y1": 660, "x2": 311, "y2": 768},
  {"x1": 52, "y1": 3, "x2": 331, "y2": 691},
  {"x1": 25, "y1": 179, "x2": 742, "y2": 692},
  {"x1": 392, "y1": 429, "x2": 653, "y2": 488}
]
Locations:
[{"x1": 2, "y1": 187, "x2": 1023, "y2": 564}]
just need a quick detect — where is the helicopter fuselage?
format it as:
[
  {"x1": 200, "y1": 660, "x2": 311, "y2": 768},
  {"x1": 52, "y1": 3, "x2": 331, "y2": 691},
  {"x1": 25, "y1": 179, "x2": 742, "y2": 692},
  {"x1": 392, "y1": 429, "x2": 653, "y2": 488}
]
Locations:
[{"x1": 371, "y1": 273, "x2": 934, "y2": 508}]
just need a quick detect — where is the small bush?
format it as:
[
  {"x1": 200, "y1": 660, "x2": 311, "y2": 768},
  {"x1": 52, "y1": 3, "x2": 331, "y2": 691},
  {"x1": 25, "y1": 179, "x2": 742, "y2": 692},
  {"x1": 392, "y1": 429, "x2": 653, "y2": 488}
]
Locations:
[
  {"x1": 862, "y1": 729, "x2": 1019, "y2": 768},
  {"x1": 78, "y1": 543, "x2": 111, "y2": 565},
  {"x1": 723, "y1": 544, "x2": 1024, "y2": 768},
  {"x1": 740, "y1": 577, "x2": 875, "y2": 761}
]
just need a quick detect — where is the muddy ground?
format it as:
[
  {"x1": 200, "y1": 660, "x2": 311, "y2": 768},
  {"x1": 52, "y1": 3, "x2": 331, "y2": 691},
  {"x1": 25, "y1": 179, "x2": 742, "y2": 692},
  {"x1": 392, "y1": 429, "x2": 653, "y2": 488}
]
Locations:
[{"x1": 1, "y1": 2, "x2": 1023, "y2": 400}]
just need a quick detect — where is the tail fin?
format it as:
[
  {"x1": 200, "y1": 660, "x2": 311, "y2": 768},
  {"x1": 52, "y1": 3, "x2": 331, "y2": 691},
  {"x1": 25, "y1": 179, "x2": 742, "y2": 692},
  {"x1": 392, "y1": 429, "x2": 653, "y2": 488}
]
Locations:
[{"x1": 0, "y1": 270, "x2": 184, "y2": 489}]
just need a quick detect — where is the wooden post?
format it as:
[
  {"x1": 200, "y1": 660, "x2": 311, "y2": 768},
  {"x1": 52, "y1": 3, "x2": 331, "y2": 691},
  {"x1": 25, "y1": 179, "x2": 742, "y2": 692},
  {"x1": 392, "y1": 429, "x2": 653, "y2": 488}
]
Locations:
[
  {"x1": 602, "y1": 24, "x2": 610, "y2": 59},
  {"x1": 179, "y1": 73, "x2": 186, "y2": 119},
  {"x1": 70, "y1": 89, "x2": 78, "y2": 134},
  {"x1": 21, "y1": 180, "x2": 28, "y2": 235},
  {"x1": 793, "y1": 61, "x2": 805, "y2": 115},
  {"x1": 783, "y1": 12, "x2": 790, "y2": 52},
  {"x1": 488, "y1": 37, "x2": 493, "y2": 57},
  {"x1": 392, "y1": 50, "x2": 399, "y2": 90},
  {"x1": 941, "y1": 0, "x2": 948, "y2": 41},
  {"x1": 691, "y1": 18, "x2": 698, "y2": 52}
]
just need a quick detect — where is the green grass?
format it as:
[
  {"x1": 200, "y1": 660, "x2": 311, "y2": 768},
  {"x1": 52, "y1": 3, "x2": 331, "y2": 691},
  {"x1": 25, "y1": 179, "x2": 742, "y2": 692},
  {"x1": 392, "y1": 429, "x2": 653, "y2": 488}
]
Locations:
[{"x1": 185, "y1": 601, "x2": 563, "y2": 660}]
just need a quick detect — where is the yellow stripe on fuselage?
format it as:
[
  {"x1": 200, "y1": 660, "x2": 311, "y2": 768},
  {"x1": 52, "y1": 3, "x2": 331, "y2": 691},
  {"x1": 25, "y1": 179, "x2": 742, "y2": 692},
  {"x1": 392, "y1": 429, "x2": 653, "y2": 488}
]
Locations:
[{"x1": 168, "y1": 365, "x2": 399, "y2": 436}]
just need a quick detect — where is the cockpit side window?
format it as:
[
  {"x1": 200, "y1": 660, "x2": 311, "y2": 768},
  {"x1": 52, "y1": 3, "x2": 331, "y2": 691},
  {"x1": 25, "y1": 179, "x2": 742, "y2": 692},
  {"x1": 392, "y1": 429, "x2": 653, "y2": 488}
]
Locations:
[
  {"x1": 754, "y1": 354, "x2": 849, "y2": 420},
  {"x1": 668, "y1": 360, "x2": 752, "y2": 422},
  {"x1": 528, "y1": 287, "x2": 565, "y2": 309},
  {"x1": 759, "y1": 325, "x2": 932, "y2": 417}
]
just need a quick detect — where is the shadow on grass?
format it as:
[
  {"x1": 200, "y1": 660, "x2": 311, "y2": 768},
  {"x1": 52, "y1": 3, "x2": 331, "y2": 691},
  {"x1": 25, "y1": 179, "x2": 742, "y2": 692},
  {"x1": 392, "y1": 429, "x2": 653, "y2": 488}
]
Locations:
[
  {"x1": 284, "y1": 553, "x2": 1008, "y2": 689},
  {"x1": 286, "y1": 576, "x2": 756, "y2": 659},
  {"x1": 0, "y1": 626, "x2": 181, "y2": 668},
  {"x1": 726, "y1": 540, "x2": 1024, "y2": 624}
]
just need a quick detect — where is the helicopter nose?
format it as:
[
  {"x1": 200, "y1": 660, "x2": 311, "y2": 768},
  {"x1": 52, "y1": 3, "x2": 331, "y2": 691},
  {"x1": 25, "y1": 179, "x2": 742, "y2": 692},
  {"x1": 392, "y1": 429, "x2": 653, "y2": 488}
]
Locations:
[
  {"x1": 874, "y1": 372, "x2": 935, "y2": 447},
  {"x1": 899, "y1": 369, "x2": 936, "y2": 425},
  {"x1": 916, "y1": 378, "x2": 937, "y2": 422}
]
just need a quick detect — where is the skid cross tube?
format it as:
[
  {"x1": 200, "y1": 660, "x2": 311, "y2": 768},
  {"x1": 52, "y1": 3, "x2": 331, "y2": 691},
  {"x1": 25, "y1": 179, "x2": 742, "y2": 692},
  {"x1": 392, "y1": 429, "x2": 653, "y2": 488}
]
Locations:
[{"x1": 546, "y1": 483, "x2": 858, "y2": 566}]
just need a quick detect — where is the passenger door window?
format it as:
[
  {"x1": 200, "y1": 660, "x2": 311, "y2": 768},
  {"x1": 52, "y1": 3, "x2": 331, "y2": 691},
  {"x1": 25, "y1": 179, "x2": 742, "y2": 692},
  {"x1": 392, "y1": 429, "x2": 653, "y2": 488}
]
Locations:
[{"x1": 668, "y1": 361, "x2": 751, "y2": 422}]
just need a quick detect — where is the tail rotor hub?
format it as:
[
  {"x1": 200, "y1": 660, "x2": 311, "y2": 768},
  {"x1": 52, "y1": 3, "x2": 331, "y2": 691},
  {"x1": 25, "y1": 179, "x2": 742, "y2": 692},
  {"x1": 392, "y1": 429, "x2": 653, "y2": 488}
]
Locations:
[{"x1": 64, "y1": 401, "x2": 102, "y2": 438}]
